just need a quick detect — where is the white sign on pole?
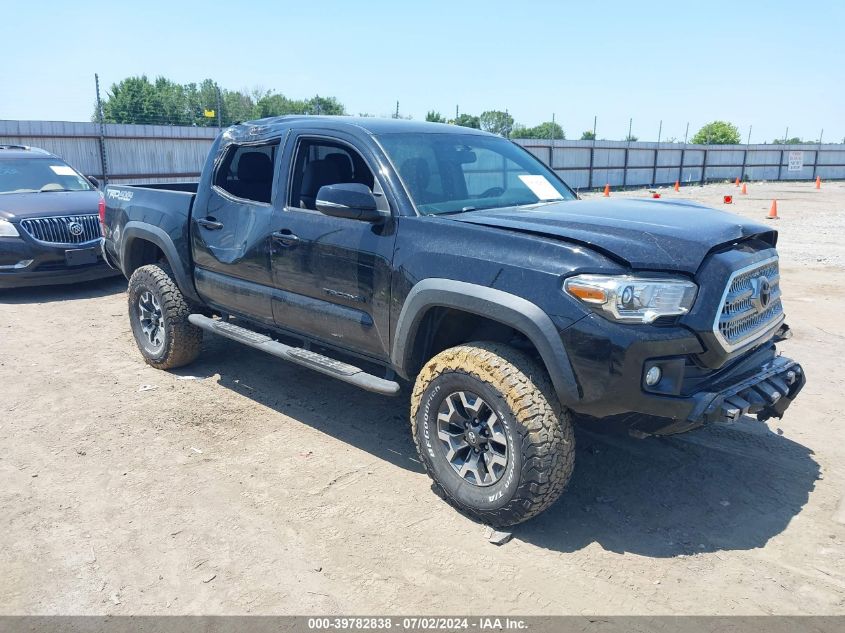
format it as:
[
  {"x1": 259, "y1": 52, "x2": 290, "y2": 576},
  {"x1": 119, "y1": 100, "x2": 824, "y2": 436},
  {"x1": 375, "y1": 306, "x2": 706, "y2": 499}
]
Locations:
[{"x1": 788, "y1": 151, "x2": 804, "y2": 172}]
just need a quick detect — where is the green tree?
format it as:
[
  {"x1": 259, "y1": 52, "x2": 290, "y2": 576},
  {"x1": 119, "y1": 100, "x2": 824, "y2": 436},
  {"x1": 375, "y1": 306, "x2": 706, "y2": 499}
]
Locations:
[
  {"x1": 100, "y1": 75, "x2": 161, "y2": 124},
  {"x1": 97, "y1": 75, "x2": 345, "y2": 126},
  {"x1": 222, "y1": 90, "x2": 256, "y2": 124},
  {"x1": 452, "y1": 113, "x2": 480, "y2": 129},
  {"x1": 772, "y1": 137, "x2": 804, "y2": 144},
  {"x1": 691, "y1": 121, "x2": 741, "y2": 144},
  {"x1": 479, "y1": 110, "x2": 514, "y2": 137},
  {"x1": 511, "y1": 121, "x2": 564, "y2": 139},
  {"x1": 425, "y1": 110, "x2": 446, "y2": 123},
  {"x1": 305, "y1": 95, "x2": 345, "y2": 115},
  {"x1": 580, "y1": 130, "x2": 596, "y2": 140},
  {"x1": 154, "y1": 77, "x2": 190, "y2": 125},
  {"x1": 624, "y1": 134, "x2": 639, "y2": 142}
]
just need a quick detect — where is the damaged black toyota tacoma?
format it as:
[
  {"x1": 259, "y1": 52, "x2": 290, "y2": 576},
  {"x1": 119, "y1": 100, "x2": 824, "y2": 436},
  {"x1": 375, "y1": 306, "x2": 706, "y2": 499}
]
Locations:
[{"x1": 101, "y1": 116, "x2": 805, "y2": 526}]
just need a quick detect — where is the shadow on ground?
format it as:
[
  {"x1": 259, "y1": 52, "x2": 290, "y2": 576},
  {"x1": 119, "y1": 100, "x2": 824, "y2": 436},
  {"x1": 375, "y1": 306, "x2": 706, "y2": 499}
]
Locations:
[
  {"x1": 177, "y1": 333, "x2": 820, "y2": 558},
  {"x1": 0, "y1": 275, "x2": 125, "y2": 304}
]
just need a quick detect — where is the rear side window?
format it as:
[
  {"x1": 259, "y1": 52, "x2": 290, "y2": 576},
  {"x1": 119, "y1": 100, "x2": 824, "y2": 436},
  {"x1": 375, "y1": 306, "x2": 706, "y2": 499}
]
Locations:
[{"x1": 213, "y1": 141, "x2": 279, "y2": 204}]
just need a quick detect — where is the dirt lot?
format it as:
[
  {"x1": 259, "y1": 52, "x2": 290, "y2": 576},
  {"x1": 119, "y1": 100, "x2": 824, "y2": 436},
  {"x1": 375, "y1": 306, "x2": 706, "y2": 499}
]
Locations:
[{"x1": 1, "y1": 181, "x2": 844, "y2": 615}]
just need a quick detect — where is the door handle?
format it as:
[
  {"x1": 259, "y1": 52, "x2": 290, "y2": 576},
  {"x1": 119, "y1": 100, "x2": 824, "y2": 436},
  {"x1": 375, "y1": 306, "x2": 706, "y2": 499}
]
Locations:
[
  {"x1": 271, "y1": 230, "x2": 301, "y2": 246},
  {"x1": 196, "y1": 217, "x2": 223, "y2": 230}
]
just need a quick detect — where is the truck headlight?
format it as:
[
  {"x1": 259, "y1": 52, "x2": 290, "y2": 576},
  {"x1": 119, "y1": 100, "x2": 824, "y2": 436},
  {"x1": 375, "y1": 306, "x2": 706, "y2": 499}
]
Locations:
[
  {"x1": 563, "y1": 274, "x2": 697, "y2": 324},
  {"x1": 0, "y1": 220, "x2": 20, "y2": 237}
]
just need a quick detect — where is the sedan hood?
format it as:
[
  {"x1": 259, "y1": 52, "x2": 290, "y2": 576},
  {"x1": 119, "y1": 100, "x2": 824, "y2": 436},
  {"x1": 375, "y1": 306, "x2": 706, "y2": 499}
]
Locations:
[
  {"x1": 0, "y1": 191, "x2": 101, "y2": 221},
  {"x1": 450, "y1": 198, "x2": 776, "y2": 273}
]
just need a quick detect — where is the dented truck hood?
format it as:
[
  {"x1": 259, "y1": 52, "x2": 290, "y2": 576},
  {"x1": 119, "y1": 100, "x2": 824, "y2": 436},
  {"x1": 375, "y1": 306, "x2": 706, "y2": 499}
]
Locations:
[{"x1": 450, "y1": 198, "x2": 776, "y2": 274}]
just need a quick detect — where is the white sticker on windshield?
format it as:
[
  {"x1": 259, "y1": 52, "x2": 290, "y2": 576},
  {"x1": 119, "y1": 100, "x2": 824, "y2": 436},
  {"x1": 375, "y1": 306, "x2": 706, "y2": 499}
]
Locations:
[
  {"x1": 49, "y1": 165, "x2": 76, "y2": 176},
  {"x1": 518, "y1": 175, "x2": 563, "y2": 201}
]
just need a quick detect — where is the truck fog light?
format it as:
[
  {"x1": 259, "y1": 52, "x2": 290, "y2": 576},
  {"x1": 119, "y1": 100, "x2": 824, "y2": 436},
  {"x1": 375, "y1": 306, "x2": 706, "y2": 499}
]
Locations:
[{"x1": 645, "y1": 366, "x2": 662, "y2": 386}]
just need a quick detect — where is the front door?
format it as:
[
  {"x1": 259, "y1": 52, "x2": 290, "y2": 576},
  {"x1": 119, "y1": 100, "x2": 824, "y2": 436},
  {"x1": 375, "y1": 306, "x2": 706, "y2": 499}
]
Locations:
[
  {"x1": 269, "y1": 132, "x2": 396, "y2": 360},
  {"x1": 191, "y1": 140, "x2": 280, "y2": 323}
]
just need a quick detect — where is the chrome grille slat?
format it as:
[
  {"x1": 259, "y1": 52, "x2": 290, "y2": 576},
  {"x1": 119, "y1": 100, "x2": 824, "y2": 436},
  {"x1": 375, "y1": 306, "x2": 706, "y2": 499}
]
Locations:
[
  {"x1": 713, "y1": 256, "x2": 784, "y2": 352},
  {"x1": 20, "y1": 214, "x2": 100, "y2": 245}
]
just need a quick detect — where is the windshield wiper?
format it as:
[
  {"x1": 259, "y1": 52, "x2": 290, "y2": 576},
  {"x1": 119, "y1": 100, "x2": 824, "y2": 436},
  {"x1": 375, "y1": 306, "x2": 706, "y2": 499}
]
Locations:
[{"x1": 436, "y1": 207, "x2": 477, "y2": 216}]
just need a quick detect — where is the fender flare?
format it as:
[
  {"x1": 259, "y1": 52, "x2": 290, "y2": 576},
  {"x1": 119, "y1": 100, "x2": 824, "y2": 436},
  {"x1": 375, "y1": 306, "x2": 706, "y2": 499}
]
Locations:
[
  {"x1": 391, "y1": 278, "x2": 581, "y2": 406},
  {"x1": 121, "y1": 222, "x2": 201, "y2": 303}
]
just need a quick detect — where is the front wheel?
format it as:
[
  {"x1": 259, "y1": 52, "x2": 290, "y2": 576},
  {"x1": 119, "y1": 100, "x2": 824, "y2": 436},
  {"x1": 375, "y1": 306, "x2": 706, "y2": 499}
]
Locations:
[
  {"x1": 127, "y1": 263, "x2": 202, "y2": 369},
  {"x1": 410, "y1": 342, "x2": 575, "y2": 527}
]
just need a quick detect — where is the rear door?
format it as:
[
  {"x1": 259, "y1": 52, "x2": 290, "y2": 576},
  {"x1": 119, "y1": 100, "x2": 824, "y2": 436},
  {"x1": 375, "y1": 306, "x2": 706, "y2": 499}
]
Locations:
[
  {"x1": 269, "y1": 131, "x2": 396, "y2": 360},
  {"x1": 191, "y1": 140, "x2": 281, "y2": 323}
]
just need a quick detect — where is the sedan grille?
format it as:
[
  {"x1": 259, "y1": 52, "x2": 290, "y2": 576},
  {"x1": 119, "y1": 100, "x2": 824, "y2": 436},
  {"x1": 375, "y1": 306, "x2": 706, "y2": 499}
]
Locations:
[
  {"x1": 19, "y1": 215, "x2": 100, "y2": 245},
  {"x1": 714, "y1": 256, "x2": 784, "y2": 351}
]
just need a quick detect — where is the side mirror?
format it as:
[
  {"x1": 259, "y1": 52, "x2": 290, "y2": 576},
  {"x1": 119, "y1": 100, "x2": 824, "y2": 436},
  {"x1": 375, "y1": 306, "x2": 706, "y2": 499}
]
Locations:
[
  {"x1": 315, "y1": 183, "x2": 386, "y2": 222},
  {"x1": 87, "y1": 176, "x2": 100, "y2": 189}
]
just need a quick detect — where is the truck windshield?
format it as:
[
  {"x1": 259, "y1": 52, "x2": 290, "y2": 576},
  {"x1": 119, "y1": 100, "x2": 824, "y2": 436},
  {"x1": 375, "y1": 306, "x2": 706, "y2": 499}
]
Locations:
[
  {"x1": 377, "y1": 132, "x2": 575, "y2": 215},
  {"x1": 0, "y1": 158, "x2": 93, "y2": 194}
]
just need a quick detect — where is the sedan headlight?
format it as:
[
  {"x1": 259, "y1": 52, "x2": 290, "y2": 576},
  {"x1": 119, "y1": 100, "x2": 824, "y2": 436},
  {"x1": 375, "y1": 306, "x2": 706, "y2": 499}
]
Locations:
[
  {"x1": 564, "y1": 274, "x2": 697, "y2": 323},
  {"x1": 0, "y1": 219, "x2": 20, "y2": 237}
]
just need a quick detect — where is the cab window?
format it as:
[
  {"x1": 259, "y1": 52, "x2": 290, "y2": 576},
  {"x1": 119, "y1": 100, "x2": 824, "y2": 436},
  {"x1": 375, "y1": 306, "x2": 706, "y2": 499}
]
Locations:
[
  {"x1": 213, "y1": 141, "x2": 279, "y2": 204},
  {"x1": 288, "y1": 139, "x2": 376, "y2": 210}
]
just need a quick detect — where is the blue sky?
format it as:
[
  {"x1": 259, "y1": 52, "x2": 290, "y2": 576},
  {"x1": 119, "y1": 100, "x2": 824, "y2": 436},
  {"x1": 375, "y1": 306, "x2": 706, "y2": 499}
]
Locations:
[{"x1": 2, "y1": 0, "x2": 843, "y2": 142}]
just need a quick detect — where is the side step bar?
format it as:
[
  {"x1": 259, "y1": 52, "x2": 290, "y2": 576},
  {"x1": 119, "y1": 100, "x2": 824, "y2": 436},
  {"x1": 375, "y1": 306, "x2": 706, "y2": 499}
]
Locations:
[{"x1": 188, "y1": 314, "x2": 401, "y2": 396}]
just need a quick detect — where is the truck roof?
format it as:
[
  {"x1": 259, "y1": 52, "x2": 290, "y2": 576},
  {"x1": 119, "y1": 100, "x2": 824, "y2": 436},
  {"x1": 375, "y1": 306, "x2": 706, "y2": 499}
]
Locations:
[{"x1": 224, "y1": 115, "x2": 491, "y2": 143}]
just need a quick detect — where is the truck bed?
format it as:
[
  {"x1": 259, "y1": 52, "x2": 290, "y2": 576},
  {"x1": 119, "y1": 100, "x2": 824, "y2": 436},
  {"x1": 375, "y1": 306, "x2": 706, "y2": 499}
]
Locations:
[{"x1": 102, "y1": 183, "x2": 198, "y2": 297}]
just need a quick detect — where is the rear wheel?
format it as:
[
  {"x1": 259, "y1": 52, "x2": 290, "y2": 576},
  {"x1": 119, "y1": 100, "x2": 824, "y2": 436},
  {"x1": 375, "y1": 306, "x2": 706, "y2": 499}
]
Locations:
[
  {"x1": 410, "y1": 342, "x2": 575, "y2": 527},
  {"x1": 127, "y1": 263, "x2": 202, "y2": 369}
]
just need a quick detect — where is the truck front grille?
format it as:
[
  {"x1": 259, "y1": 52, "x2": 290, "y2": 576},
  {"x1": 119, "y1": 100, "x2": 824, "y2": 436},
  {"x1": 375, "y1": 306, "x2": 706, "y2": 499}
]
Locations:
[
  {"x1": 714, "y1": 256, "x2": 784, "y2": 352},
  {"x1": 19, "y1": 215, "x2": 100, "y2": 245}
]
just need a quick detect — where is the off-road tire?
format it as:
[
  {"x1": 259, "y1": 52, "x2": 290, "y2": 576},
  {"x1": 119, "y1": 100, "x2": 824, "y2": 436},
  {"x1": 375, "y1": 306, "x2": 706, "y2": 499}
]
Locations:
[
  {"x1": 127, "y1": 263, "x2": 202, "y2": 370},
  {"x1": 410, "y1": 342, "x2": 575, "y2": 527}
]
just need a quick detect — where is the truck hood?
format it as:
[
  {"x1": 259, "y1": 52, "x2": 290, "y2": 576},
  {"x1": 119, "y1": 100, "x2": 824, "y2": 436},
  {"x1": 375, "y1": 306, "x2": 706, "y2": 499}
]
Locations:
[
  {"x1": 0, "y1": 191, "x2": 101, "y2": 222},
  {"x1": 450, "y1": 198, "x2": 776, "y2": 273}
]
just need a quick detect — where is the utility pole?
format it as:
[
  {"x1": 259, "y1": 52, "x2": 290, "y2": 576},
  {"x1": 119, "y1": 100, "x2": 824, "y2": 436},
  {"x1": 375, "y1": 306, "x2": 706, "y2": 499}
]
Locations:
[
  {"x1": 395, "y1": 101, "x2": 400, "y2": 119},
  {"x1": 627, "y1": 118, "x2": 633, "y2": 142},
  {"x1": 683, "y1": 122, "x2": 689, "y2": 144},
  {"x1": 657, "y1": 120, "x2": 662, "y2": 144},
  {"x1": 455, "y1": 104, "x2": 459, "y2": 120},
  {"x1": 813, "y1": 128, "x2": 824, "y2": 180},
  {"x1": 783, "y1": 126, "x2": 789, "y2": 143},
  {"x1": 593, "y1": 115, "x2": 597, "y2": 138},
  {"x1": 747, "y1": 125, "x2": 753, "y2": 145},
  {"x1": 216, "y1": 85, "x2": 222, "y2": 130},
  {"x1": 551, "y1": 113, "x2": 555, "y2": 140},
  {"x1": 94, "y1": 73, "x2": 109, "y2": 185}
]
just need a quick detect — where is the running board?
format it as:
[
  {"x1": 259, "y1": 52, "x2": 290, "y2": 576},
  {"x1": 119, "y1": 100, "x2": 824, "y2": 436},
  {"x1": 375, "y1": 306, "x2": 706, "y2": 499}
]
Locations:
[{"x1": 188, "y1": 314, "x2": 400, "y2": 396}]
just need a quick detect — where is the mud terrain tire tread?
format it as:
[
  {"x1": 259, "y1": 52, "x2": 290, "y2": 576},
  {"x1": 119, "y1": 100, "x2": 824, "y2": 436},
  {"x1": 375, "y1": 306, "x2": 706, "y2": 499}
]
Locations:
[
  {"x1": 127, "y1": 263, "x2": 202, "y2": 370},
  {"x1": 410, "y1": 342, "x2": 574, "y2": 526}
]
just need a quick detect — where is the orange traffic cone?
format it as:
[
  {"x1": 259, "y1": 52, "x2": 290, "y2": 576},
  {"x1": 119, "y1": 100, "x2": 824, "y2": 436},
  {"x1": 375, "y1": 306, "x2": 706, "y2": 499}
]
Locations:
[
  {"x1": 741, "y1": 183, "x2": 748, "y2": 195},
  {"x1": 603, "y1": 184, "x2": 610, "y2": 197},
  {"x1": 735, "y1": 177, "x2": 740, "y2": 187},
  {"x1": 674, "y1": 181, "x2": 680, "y2": 192},
  {"x1": 816, "y1": 176, "x2": 821, "y2": 189},
  {"x1": 767, "y1": 199, "x2": 779, "y2": 220}
]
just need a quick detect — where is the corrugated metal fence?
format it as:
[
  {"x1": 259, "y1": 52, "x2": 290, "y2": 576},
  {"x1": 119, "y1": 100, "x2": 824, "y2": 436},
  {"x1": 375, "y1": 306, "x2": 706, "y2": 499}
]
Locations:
[
  {"x1": 513, "y1": 139, "x2": 845, "y2": 190},
  {"x1": 1, "y1": 119, "x2": 844, "y2": 189},
  {"x1": 0, "y1": 120, "x2": 216, "y2": 184}
]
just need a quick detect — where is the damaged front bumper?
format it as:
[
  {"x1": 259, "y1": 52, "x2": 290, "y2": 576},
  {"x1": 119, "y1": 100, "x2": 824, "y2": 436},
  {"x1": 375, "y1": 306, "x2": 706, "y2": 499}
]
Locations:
[
  {"x1": 627, "y1": 354, "x2": 806, "y2": 436},
  {"x1": 695, "y1": 355, "x2": 805, "y2": 424}
]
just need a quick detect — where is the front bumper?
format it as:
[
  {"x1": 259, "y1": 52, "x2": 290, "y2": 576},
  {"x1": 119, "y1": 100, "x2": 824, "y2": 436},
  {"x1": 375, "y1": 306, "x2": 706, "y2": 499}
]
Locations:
[
  {"x1": 558, "y1": 313, "x2": 806, "y2": 435},
  {"x1": 0, "y1": 236, "x2": 119, "y2": 288}
]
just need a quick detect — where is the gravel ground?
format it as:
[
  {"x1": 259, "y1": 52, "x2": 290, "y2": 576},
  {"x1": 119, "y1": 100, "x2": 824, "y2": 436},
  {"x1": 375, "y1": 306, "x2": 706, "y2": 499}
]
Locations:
[{"x1": 1, "y1": 181, "x2": 844, "y2": 615}]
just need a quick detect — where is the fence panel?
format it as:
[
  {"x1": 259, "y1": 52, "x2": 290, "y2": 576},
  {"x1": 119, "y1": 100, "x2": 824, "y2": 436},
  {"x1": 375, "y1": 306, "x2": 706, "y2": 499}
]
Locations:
[{"x1": 2, "y1": 120, "x2": 844, "y2": 189}]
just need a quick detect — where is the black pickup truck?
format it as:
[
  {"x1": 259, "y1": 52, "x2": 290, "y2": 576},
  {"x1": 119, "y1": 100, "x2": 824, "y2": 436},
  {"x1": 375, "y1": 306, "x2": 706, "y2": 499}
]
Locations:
[{"x1": 102, "y1": 116, "x2": 805, "y2": 526}]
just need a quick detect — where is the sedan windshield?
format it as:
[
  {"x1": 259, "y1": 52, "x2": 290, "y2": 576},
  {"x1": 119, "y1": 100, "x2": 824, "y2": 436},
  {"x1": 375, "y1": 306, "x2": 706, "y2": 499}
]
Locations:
[
  {"x1": 377, "y1": 132, "x2": 576, "y2": 215},
  {"x1": 0, "y1": 158, "x2": 93, "y2": 194}
]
